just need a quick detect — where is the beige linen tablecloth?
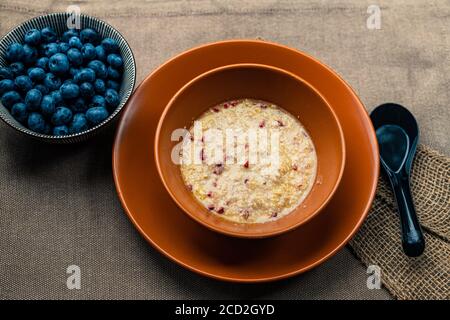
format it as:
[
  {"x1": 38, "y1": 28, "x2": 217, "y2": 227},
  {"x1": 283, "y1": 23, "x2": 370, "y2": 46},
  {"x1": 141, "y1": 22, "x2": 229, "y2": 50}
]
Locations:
[{"x1": 0, "y1": 0, "x2": 448, "y2": 299}]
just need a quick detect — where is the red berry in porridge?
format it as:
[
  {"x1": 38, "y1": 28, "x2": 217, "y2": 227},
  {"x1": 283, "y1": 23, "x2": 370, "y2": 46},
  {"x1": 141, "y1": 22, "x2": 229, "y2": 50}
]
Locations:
[{"x1": 180, "y1": 99, "x2": 317, "y2": 224}]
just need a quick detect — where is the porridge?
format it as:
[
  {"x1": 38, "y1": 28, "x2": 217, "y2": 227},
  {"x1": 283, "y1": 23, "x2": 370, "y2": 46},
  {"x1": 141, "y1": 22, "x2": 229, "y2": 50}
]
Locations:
[{"x1": 179, "y1": 99, "x2": 317, "y2": 223}]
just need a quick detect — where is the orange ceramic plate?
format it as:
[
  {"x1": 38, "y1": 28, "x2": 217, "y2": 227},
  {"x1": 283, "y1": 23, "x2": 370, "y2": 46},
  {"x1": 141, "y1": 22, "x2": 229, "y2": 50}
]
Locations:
[{"x1": 113, "y1": 40, "x2": 379, "y2": 282}]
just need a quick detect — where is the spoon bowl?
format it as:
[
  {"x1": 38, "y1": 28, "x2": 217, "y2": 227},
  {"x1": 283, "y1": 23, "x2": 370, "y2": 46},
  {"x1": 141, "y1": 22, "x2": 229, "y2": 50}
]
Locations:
[{"x1": 377, "y1": 125, "x2": 409, "y2": 173}]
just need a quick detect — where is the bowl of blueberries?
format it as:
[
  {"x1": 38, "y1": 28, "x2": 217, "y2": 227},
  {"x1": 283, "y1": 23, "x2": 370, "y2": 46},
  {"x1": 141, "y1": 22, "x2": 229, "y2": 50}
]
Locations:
[{"x1": 0, "y1": 12, "x2": 136, "y2": 143}]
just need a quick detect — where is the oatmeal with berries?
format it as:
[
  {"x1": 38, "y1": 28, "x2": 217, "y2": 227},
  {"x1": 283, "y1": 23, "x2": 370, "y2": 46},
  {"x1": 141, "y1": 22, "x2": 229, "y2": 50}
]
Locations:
[{"x1": 179, "y1": 99, "x2": 317, "y2": 224}]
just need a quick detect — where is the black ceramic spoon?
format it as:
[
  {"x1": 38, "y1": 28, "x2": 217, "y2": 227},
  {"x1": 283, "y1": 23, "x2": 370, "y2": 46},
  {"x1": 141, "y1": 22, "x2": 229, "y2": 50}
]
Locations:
[{"x1": 370, "y1": 103, "x2": 425, "y2": 257}]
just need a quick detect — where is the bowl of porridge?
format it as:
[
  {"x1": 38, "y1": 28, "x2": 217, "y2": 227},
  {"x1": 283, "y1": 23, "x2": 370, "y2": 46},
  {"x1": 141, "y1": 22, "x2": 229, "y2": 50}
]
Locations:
[{"x1": 154, "y1": 63, "x2": 345, "y2": 238}]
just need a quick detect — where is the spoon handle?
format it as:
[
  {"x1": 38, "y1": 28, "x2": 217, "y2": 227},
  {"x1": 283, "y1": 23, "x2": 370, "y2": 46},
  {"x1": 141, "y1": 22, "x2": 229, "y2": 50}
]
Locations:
[{"x1": 390, "y1": 170, "x2": 425, "y2": 257}]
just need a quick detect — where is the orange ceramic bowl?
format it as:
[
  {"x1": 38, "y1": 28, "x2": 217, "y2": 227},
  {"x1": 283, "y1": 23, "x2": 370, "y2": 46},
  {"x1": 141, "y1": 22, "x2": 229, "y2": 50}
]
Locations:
[{"x1": 155, "y1": 63, "x2": 345, "y2": 238}]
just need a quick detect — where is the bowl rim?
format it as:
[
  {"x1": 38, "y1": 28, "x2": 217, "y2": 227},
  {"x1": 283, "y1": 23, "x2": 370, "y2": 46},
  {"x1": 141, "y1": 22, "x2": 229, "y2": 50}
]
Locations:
[
  {"x1": 154, "y1": 62, "x2": 346, "y2": 238},
  {"x1": 0, "y1": 12, "x2": 136, "y2": 141}
]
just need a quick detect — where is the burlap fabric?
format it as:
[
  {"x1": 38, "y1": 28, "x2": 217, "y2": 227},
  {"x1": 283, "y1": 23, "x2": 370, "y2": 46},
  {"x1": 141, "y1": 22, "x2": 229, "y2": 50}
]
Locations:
[{"x1": 350, "y1": 145, "x2": 450, "y2": 300}]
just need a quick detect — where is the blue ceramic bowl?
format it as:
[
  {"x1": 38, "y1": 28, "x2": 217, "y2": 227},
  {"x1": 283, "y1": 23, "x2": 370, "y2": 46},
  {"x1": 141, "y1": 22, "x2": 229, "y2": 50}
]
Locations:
[{"x1": 0, "y1": 13, "x2": 136, "y2": 143}]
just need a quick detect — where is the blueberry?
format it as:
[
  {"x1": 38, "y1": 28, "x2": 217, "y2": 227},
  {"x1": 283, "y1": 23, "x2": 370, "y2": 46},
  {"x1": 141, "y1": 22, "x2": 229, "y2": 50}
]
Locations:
[
  {"x1": 63, "y1": 79, "x2": 75, "y2": 85},
  {"x1": 79, "y1": 82, "x2": 94, "y2": 98},
  {"x1": 95, "y1": 45, "x2": 106, "y2": 61},
  {"x1": 5, "y1": 43, "x2": 24, "y2": 62},
  {"x1": 34, "y1": 84, "x2": 49, "y2": 95},
  {"x1": 35, "y1": 57, "x2": 49, "y2": 71},
  {"x1": 28, "y1": 67, "x2": 46, "y2": 82},
  {"x1": 59, "y1": 42, "x2": 70, "y2": 53},
  {"x1": 62, "y1": 29, "x2": 79, "y2": 42},
  {"x1": 50, "y1": 90, "x2": 63, "y2": 104},
  {"x1": 37, "y1": 43, "x2": 48, "y2": 56},
  {"x1": 0, "y1": 79, "x2": 15, "y2": 95},
  {"x1": 106, "y1": 80, "x2": 120, "y2": 91},
  {"x1": 43, "y1": 123, "x2": 51, "y2": 134},
  {"x1": 101, "y1": 38, "x2": 119, "y2": 53},
  {"x1": 41, "y1": 27, "x2": 57, "y2": 43},
  {"x1": 22, "y1": 44, "x2": 38, "y2": 65},
  {"x1": 69, "y1": 113, "x2": 89, "y2": 133},
  {"x1": 40, "y1": 95, "x2": 56, "y2": 115},
  {"x1": 43, "y1": 73, "x2": 61, "y2": 91},
  {"x1": 67, "y1": 48, "x2": 83, "y2": 66},
  {"x1": 44, "y1": 43, "x2": 60, "y2": 57},
  {"x1": 66, "y1": 97, "x2": 88, "y2": 113},
  {"x1": 25, "y1": 88, "x2": 43, "y2": 110},
  {"x1": 69, "y1": 97, "x2": 87, "y2": 113},
  {"x1": 74, "y1": 68, "x2": 95, "y2": 83},
  {"x1": 68, "y1": 36, "x2": 82, "y2": 49},
  {"x1": 49, "y1": 53, "x2": 70, "y2": 74},
  {"x1": 104, "y1": 88, "x2": 120, "y2": 109},
  {"x1": 11, "y1": 102, "x2": 28, "y2": 123},
  {"x1": 107, "y1": 66, "x2": 121, "y2": 80},
  {"x1": 0, "y1": 67, "x2": 14, "y2": 80},
  {"x1": 1, "y1": 91, "x2": 21, "y2": 108},
  {"x1": 69, "y1": 67, "x2": 79, "y2": 78},
  {"x1": 87, "y1": 60, "x2": 107, "y2": 79},
  {"x1": 9, "y1": 62, "x2": 26, "y2": 77},
  {"x1": 15, "y1": 75, "x2": 33, "y2": 92},
  {"x1": 107, "y1": 54, "x2": 123, "y2": 69},
  {"x1": 60, "y1": 83, "x2": 80, "y2": 100},
  {"x1": 51, "y1": 106, "x2": 73, "y2": 125},
  {"x1": 86, "y1": 106, "x2": 108, "y2": 125},
  {"x1": 90, "y1": 95, "x2": 106, "y2": 109},
  {"x1": 81, "y1": 43, "x2": 96, "y2": 60},
  {"x1": 93, "y1": 79, "x2": 106, "y2": 94},
  {"x1": 24, "y1": 29, "x2": 41, "y2": 46},
  {"x1": 27, "y1": 112, "x2": 47, "y2": 133},
  {"x1": 53, "y1": 125, "x2": 69, "y2": 136},
  {"x1": 80, "y1": 28, "x2": 99, "y2": 44}
]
